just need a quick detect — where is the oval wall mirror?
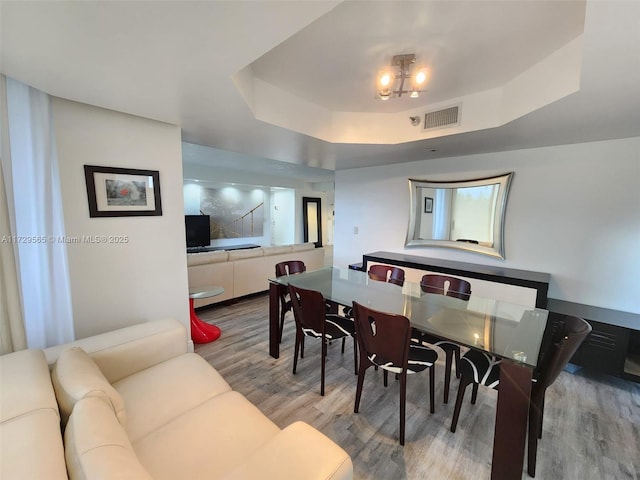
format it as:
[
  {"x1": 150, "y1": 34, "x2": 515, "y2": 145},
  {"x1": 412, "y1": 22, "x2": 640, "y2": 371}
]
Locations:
[{"x1": 405, "y1": 172, "x2": 513, "y2": 259}]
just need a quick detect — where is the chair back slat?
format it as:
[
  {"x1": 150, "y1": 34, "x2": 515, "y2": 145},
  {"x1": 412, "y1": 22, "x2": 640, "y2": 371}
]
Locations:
[
  {"x1": 420, "y1": 274, "x2": 471, "y2": 301},
  {"x1": 352, "y1": 302, "x2": 411, "y2": 369},
  {"x1": 536, "y1": 315, "x2": 591, "y2": 389},
  {"x1": 388, "y1": 267, "x2": 405, "y2": 286},
  {"x1": 288, "y1": 284, "x2": 326, "y2": 334},
  {"x1": 368, "y1": 265, "x2": 405, "y2": 286},
  {"x1": 276, "y1": 260, "x2": 306, "y2": 277}
]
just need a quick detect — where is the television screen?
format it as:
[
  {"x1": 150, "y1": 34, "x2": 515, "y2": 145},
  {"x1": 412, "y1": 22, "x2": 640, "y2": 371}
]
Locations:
[{"x1": 185, "y1": 215, "x2": 210, "y2": 248}]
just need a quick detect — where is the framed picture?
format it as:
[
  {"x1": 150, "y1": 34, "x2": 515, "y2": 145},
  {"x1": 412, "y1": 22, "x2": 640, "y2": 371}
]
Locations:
[
  {"x1": 84, "y1": 165, "x2": 162, "y2": 217},
  {"x1": 424, "y1": 196, "x2": 433, "y2": 213}
]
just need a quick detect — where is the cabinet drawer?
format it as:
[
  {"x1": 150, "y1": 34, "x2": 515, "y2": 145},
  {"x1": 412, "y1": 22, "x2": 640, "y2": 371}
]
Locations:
[{"x1": 578, "y1": 321, "x2": 629, "y2": 374}]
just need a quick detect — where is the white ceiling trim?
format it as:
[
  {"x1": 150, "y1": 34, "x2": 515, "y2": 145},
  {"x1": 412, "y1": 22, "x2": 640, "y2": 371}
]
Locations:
[{"x1": 236, "y1": 37, "x2": 583, "y2": 145}]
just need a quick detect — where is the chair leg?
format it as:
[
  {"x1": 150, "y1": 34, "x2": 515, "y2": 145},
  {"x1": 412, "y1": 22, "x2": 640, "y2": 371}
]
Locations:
[
  {"x1": 353, "y1": 337, "x2": 358, "y2": 375},
  {"x1": 538, "y1": 393, "x2": 545, "y2": 439},
  {"x1": 300, "y1": 336, "x2": 305, "y2": 358},
  {"x1": 321, "y1": 338, "x2": 327, "y2": 396},
  {"x1": 429, "y1": 364, "x2": 435, "y2": 414},
  {"x1": 470, "y1": 382, "x2": 479, "y2": 404},
  {"x1": 279, "y1": 308, "x2": 286, "y2": 343},
  {"x1": 399, "y1": 371, "x2": 407, "y2": 445},
  {"x1": 451, "y1": 375, "x2": 472, "y2": 433},
  {"x1": 292, "y1": 331, "x2": 301, "y2": 374},
  {"x1": 454, "y1": 345, "x2": 461, "y2": 378},
  {"x1": 341, "y1": 337, "x2": 346, "y2": 354},
  {"x1": 383, "y1": 370, "x2": 389, "y2": 387},
  {"x1": 354, "y1": 360, "x2": 369, "y2": 413},
  {"x1": 443, "y1": 349, "x2": 453, "y2": 404}
]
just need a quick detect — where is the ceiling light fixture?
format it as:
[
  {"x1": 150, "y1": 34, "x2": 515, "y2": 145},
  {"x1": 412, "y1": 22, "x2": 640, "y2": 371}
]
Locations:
[{"x1": 376, "y1": 53, "x2": 430, "y2": 101}]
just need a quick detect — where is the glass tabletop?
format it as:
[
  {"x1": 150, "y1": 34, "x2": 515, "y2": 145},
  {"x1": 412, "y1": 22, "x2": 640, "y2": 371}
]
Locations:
[{"x1": 270, "y1": 267, "x2": 549, "y2": 368}]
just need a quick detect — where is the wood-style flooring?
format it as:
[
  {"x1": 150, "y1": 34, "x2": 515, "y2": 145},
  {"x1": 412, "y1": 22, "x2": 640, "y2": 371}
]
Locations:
[{"x1": 194, "y1": 293, "x2": 640, "y2": 480}]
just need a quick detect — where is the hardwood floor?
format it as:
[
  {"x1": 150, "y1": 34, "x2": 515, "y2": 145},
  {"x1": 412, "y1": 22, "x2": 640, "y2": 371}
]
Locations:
[{"x1": 195, "y1": 293, "x2": 640, "y2": 480}]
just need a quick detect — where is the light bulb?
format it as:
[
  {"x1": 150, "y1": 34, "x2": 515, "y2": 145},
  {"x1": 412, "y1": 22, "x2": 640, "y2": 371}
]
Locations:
[
  {"x1": 412, "y1": 67, "x2": 430, "y2": 91},
  {"x1": 410, "y1": 91, "x2": 419, "y2": 98},
  {"x1": 380, "y1": 72, "x2": 392, "y2": 87}
]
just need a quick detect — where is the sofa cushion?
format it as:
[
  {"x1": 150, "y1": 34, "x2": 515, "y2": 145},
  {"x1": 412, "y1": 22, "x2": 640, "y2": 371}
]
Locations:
[
  {"x1": 133, "y1": 391, "x2": 280, "y2": 480},
  {"x1": 228, "y1": 247, "x2": 264, "y2": 260},
  {"x1": 44, "y1": 318, "x2": 188, "y2": 383},
  {"x1": 262, "y1": 245, "x2": 293, "y2": 255},
  {"x1": 0, "y1": 349, "x2": 59, "y2": 422},
  {"x1": 292, "y1": 242, "x2": 316, "y2": 252},
  {"x1": 65, "y1": 397, "x2": 153, "y2": 480},
  {"x1": 113, "y1": 353, "x2": 232, "y2": 443},
  {"x1": 187, "y1": 250, "x2": 229, "y2": 267},
  {"x1": 224, "y1": 421, "x2": 353, "y2": 480},
  {"x1": 52, "y1": 347, "x2": 126, "y2": 427},
  {"x1": 1, "y1": 349, "x2": 67, "y2": 480},
  {"x1": 1, "y1": 408, "x2": 68, "y2": 480}
]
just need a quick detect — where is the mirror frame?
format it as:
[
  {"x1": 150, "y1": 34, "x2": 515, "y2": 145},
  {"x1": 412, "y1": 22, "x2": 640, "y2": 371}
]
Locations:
[
  {"x1": 302, "y1": 196, "x2": 322, "y2": 248},
  {"x1": 405, "y1": 172, "x2": 513, "y2": 259}
]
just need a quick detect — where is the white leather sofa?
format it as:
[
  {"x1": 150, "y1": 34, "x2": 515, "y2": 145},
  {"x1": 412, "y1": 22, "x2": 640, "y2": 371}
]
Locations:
[
  {"x1": 187, "y1": 243, "x2": 325, "y2": 307},
  {"x1": 0, "y1": 318, "x2": 353, "y2": 480}
]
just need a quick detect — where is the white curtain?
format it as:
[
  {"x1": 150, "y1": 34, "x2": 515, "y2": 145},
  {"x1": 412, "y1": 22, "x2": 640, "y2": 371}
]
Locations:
[
  {"x1": 2, "y1": 75, "x2": 74, "y2": 349},
  {"x1": 432, "y1": 188, "x2": 451, "y2": 240},
  {"x1": 0, "y1": 74, "x2": 27, "y2": 353}
]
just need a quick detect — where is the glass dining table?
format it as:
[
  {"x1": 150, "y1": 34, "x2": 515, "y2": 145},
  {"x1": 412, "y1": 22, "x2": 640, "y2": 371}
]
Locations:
[{"x1": 269, "y1": 266, "x2": 549, "y2": 480}]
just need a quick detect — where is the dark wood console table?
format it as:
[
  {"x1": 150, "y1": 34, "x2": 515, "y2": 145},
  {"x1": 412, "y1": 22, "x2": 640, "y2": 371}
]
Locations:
[
  {"x1": 361, "y1": 251, "x2": 551, "y2": 308},
  {"x1": 359, "y1": 252, "x2": 640, "y2": 382},
  {"x1": 547, "y1": 299, "x2": 640, "y2": 383}
]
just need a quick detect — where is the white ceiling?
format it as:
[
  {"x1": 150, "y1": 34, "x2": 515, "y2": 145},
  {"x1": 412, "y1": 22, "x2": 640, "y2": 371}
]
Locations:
[
  {"x1": 1, "y1": 1, "x2": 639, "y2": 180},
  {"x1": 250, "y1": 1, "x2": 585, "y2": 113}
]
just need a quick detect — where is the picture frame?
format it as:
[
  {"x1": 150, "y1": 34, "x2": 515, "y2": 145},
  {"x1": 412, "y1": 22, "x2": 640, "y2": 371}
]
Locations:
[
  {"x1": 424, "y1": 196, "x2": 433, "y2": 213},
  {"x1": 84, "y1": 165, "x2": 162, "y2": 217}
]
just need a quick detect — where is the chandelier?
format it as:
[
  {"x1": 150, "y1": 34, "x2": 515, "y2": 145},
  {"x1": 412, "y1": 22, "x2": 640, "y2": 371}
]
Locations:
[{"x1": 376, "y1": 54, "x2": 430, "y2": 101}]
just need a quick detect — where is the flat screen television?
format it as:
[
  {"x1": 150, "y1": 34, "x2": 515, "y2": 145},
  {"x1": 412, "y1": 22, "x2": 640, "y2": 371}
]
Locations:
[{"x1": 185, "y1": 215, "x2": 210, "y2": 248}]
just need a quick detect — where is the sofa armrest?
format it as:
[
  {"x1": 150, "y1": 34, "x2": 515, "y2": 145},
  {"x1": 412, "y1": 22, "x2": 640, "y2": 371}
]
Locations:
[
  {"x1": 44, "y1": 318, "x2": 188, "y2": 383},
  {"x1": 223, "y1": 421, "x2": 353, "y2": 480}
]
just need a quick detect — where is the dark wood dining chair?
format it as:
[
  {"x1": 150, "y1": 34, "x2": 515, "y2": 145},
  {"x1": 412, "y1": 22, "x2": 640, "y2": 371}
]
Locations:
[
  {"x1": 275, "y1": 260, "x2": 306, "y2": 343},
  {"x1": 417, "y1": 274, "x2": 472, "y2": 403},
  {"x1": 343, "y1": 265, "x2": 406, "y2": 319},
  {"x1": 368, "y1": 264, "x2": 405, "y2": 286},
  {"x1": 288, "y1": 284, "x2": 357, "y2": 396},
  {"x1": 352, "y1": 301, "x2": 437, "y2": 445},
  {"x1": 450, "y1": 315, "x2": 591, "y2": 477}
]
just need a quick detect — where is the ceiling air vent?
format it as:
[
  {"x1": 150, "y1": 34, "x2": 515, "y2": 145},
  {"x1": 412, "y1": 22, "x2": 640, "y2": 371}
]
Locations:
[{"x1": 423, "y1": 105, "x2": 460, "y2": 131}]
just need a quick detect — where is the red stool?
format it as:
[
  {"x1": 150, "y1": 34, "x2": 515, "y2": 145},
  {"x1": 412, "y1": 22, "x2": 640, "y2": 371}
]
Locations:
[{"x1": 188, "y1": 286, "x2": 224, "y2": 343}]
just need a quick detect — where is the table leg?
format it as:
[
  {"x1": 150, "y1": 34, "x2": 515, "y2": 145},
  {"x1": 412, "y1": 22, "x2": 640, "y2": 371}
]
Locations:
[
  {"x1": 491, "y1": 361, "x2": 532, "y2": 480},
  {"x1": 189, "y1": 298, "x2": 221, "y2": 344},
  {"x1": 269, "y1": 282, "x2": 281, "y2": 358}
]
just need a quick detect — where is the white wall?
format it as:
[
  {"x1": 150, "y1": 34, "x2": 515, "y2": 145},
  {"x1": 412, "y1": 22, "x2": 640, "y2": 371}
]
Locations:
[
  {"x1": 334, "y1": 137, "x2": 640, "y2": 314},
  {"x1": 271, "y1": 189, "x2": 295, "y2": 245},
  {"x1": 52, "y1": 98, "x2": 189, "y2": 339}
]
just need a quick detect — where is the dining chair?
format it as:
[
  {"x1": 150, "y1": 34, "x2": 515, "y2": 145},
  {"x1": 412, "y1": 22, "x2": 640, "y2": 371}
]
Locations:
[
  {"x1": 449, "y1": 315, "x2": 591, "y2": 477},
  {"x1": 367, "y1": 264, "x2": 405, "y2": 286},
  {"x1": 288, "y1": 284, "x2": 357, "y2": 396},
  {"x1": 352, "y1": 301, "x2": 437, "y2": 445},
  {"x1": 275, "y1": 260, "x2": 306, "y2": 343},
  {"x1": 416, "y1": 274, "x2": 472, "y2": 403},
  {"x1": 343, "y1": 265, "x2": 406, "y2": 318}
]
